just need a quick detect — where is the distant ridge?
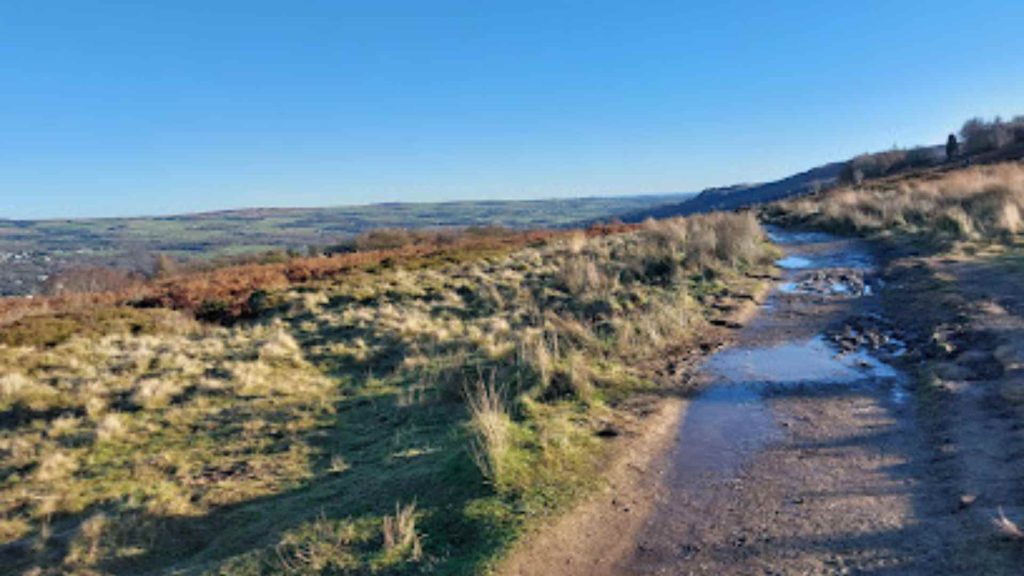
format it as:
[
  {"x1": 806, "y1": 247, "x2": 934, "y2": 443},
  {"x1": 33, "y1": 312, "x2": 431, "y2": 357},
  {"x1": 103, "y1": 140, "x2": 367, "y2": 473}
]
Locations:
[{"x1": 619, "y1": 160, "x2": 846, "y2": 221}]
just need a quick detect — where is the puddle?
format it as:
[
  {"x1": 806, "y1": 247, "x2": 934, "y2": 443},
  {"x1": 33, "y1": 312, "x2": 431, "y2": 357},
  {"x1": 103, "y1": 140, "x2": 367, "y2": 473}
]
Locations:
[
  {"x1": 779, "y1": 280, "x2": 859, "y2": 296},
  {"x1": 765, "y1": 229, "x2": 834, "y2": 245},
  {"x1": 672, "y1": 385, "x2": 780, "y2": 481},
  {"x1": 889, "y1": 382, "x2": 910, "y2": 405},
  {"x1": 777, "y1": 250, "x2": 874, "y2": 271},
  {"x1": 776, "y1": 255, "x2": 813, "y2": 269},
  {"x1": 673, "y1": 336, "x2": 899, "y2": 483},
  {"x1": 706, "y1": 335, "x2": 898, "y2": 386}
]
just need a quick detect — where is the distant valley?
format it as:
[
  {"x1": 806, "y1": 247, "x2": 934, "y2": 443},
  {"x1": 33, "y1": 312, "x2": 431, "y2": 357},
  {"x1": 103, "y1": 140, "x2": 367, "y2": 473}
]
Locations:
[{"x1": 0, "y1": 193, "x2": 693, "y2": 296}]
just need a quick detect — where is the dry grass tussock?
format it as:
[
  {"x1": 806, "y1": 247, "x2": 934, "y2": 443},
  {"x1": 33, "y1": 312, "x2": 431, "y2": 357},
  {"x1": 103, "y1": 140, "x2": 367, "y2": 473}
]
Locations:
[
  {"x1": 382, "y1": 502, "x2": 423, "y2": 561},
  {"x1": 771, "y1": 162, "x2": 1024, "y2": 244},
  {"x1": 465, "y1": 374, "x2": 510, "y2": 483}
]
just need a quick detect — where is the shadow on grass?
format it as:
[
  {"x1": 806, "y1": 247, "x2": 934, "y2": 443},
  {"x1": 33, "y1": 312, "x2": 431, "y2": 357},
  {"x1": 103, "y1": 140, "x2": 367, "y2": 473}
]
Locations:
[{"x1": 4, "y1": 313, "x2": 518, "y2": 576}]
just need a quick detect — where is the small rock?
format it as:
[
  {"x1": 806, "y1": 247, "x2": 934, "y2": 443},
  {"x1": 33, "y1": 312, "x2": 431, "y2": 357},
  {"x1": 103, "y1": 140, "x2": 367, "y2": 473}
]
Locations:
[{"x1": 957, "y1": 493, "x2": 978, "y2": 511}]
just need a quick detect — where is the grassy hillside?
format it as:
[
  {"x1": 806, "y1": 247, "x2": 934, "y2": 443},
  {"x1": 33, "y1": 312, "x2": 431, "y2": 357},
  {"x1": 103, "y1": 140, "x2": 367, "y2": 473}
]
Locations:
[
  {"x1": 766, "y1": 162, "x2": 1024, "y2": 245},
  {"x1": 622, "y1": 160, "x2": 845, "y2": 221},
  {"x1": 0, "y1": 213, "x2": 774, "y2": 575}
]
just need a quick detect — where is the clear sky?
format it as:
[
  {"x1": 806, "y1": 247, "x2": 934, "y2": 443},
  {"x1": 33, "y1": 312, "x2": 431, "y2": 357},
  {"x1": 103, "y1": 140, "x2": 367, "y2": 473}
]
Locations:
[{"x1": 2, "y1": 1, "x2": 1023, "y2": 219}]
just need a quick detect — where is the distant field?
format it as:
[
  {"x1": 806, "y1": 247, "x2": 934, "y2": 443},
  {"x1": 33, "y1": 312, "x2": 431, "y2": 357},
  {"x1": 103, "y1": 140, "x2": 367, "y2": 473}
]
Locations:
[{"x1": 0, "y1": 194, "x2": 691, "y2": 296}]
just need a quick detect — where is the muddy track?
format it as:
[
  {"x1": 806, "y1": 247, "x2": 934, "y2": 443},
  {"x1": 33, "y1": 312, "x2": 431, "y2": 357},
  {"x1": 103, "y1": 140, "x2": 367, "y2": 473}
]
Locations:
[{"x1": 502, "y1": 230, "x2": 1023, "y2": 575}]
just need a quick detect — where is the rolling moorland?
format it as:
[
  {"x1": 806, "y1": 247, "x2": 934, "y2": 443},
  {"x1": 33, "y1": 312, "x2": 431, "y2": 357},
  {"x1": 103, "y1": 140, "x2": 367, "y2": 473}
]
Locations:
[
  {"x1": 2, "y1": 115, "x2": 1024, "y2": 574},
  {"x1": 0, "y1": 194, "x2": 694, "y2": 297},
  {"x1": 0, "y1": 211, "x2": 777, "y2": 575}
]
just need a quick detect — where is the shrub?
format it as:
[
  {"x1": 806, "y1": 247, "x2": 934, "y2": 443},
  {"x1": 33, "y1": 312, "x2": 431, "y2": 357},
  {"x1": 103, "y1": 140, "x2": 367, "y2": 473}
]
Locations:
[
  {"x1": 960, "y1": 116, "x2": 1024, "y2": 155},
  {"x1": 196, "y1": 299, "x2": 232, "y2": 323},
  {"x1": 839, "y1": 147, "x2": 938, "y2": 184},
  {"x1": 43, "y1": 266, "x2": 142, "y2": 296}
]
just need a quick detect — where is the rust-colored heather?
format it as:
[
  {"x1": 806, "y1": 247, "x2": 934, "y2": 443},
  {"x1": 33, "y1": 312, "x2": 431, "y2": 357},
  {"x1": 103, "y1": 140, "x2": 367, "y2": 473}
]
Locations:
[{"x1": 0, "y1": 227, "x2": 581, "y2": 327}]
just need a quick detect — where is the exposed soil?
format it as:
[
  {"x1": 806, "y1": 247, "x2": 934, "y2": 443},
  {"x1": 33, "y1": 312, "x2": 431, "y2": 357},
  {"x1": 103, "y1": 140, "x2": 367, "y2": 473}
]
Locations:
[{"x1": 501, "y1": 231, "x2": 1024, "y2": 575}]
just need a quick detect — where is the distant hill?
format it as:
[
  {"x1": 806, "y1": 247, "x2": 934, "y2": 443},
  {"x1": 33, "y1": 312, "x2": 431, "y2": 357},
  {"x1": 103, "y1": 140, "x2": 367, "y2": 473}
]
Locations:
[{"x1": 618, "y1": 161, "x2": 846, "y2": 221}]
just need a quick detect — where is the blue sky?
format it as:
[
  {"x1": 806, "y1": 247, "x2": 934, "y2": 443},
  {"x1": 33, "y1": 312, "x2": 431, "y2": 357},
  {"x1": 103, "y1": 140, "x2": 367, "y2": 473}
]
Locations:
[{"x1": 1, "y1": 1, "x2": 1023, "y2": 219}]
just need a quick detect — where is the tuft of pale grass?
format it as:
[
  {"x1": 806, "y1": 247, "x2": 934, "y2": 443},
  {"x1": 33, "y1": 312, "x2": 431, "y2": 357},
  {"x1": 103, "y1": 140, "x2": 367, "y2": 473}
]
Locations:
[
  {"x1": 464, "y1": 374, "x2": 510, "y2": 483},
  {"x1": 96, "y1": 412, "x2": 126, "y2": 442},
  {"x1": 0, "y1": 372, "x2": 60, "y2": 411},
  {"x1": 566, "y1": 352, "x2": 594, "y2": 403},
  {"x1": 328, "y1": 455, "x2": 350, "y2": 474},
  {"x1": 565, "y1": 230, "x2": 588, "y2": 255},
  {"x1": 65, "y1": 512, "x2": 107, "y2": 567},
  {"x1": 559, "y1": 255, "x2": 616, "y2": 297},
  {"x1": 35, "y1": 450, "x2": 78, "y2": 483},
  {"x1": 257, "y1": 325, "x2": 304, "y2": 366},
  {"x1": 382, "y1": 502, "x2": 422, "y2": 562},
  {"x1": 132, "y1": 377, "x2": 183, "y2": 409}
]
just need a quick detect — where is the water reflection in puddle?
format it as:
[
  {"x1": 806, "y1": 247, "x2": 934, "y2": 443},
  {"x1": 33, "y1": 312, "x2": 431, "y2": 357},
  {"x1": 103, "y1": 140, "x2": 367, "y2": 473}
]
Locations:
[
  {"x1": 779, "y1": 281, "x2": 855, "y2": 296},
  {"x1": 766, "y1": 229, "x2": 834, "y2": 245},
  {"x1": 673, "y1": 385, "x2": 780, "y2": 481},
  {"x1": 775, "y1": 255, "x2": 813, "y2": 269},
  {"x1": 706, "y1": 336, "x2": 898, "y2": 385},
  {"x1": 673, "y1": 336, "x2": 900, "y2": 482}
]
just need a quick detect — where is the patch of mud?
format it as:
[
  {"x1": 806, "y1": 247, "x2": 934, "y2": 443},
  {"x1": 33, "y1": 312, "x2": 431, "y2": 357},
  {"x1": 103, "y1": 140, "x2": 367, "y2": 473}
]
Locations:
[
  {"x1": 828, "y1": 313, "x2": 908, "y2": 358},
  {"x1": 780, "y1": 268, "x2": 870, "y2": 297}
]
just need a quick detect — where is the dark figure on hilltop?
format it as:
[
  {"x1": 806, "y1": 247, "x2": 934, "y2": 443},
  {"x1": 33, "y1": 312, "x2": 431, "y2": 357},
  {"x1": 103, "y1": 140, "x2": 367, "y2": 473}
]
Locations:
[{"x1": 946, "y1": 133, "x2": 959, "y2": 161}]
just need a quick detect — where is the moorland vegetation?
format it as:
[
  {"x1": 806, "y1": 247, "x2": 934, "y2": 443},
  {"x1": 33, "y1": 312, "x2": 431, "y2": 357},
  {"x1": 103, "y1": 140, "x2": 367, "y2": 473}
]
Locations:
[{"x1": 0, "y1": 212, "x2": 775, "y2": 575}]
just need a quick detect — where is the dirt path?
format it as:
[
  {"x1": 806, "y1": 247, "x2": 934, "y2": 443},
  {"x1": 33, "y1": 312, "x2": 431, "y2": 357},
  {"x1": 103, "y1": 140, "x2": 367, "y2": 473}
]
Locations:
[{"x1": 502, "y1": 230, "x2": 1023, "y2": 575}]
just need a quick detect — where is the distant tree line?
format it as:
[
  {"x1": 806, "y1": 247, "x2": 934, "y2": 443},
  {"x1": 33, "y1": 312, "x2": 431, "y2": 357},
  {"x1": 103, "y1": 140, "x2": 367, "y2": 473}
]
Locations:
[
  {"x1": 839, "y1": 115, "x2": 1024, "y2": 185},
  {"x1": 959, "y1": 116, "x2": 1024, "y2": 155}
]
